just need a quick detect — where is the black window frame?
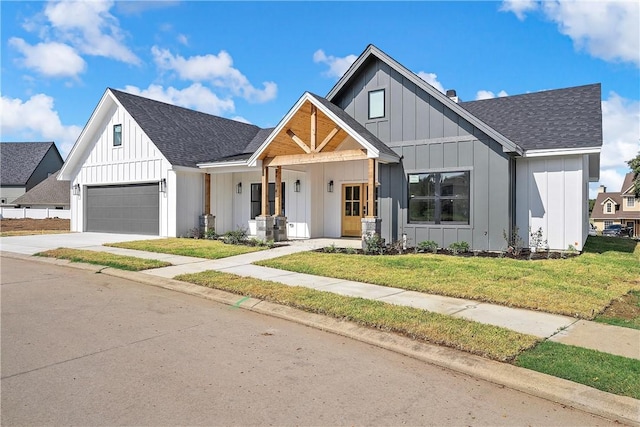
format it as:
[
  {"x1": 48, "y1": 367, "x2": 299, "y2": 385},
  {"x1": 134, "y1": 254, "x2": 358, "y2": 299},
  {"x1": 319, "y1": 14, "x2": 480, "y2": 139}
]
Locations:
[
  {"x1": 368, "y1": 89, "x2": 385, "y2": 120},
  {"x1": 113, "y1": 124, "x2": 122, "y2": 147},
  {"x1": 408, "y1": 171, "x2": 470, "y2": 225},
  {"x1": 251, "y1": 182, "x2": 285, "y2": 219}
]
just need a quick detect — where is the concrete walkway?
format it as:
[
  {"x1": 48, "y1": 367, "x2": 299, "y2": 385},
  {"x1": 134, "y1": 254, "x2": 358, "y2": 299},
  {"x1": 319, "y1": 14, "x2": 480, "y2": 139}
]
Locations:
[{"x1": 1, "y1": 234, "x2": 638, "y2": 360}]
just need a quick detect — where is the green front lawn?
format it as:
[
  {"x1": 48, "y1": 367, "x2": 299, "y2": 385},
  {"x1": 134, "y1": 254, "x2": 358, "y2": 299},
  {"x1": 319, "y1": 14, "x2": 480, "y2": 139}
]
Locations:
[
  {"x1": 258, "y1": 237, "x2": 640, "y2": 319},
  {"x1": 106, "y1": 238, "x2": 265, "y2": 259},
  {"x1": 36, "y1": 248, "x2": 171, "y2": 271}
]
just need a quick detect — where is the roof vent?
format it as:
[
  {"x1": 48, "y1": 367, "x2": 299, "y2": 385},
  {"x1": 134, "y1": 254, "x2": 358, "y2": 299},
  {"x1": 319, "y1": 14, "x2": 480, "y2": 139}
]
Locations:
[{"x1": 446, "y1": 89, "x2": 459, "y2": 103}]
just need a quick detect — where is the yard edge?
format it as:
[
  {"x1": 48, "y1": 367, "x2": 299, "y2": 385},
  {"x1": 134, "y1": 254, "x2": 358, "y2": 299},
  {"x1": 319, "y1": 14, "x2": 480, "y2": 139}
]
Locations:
[{"x1": 2, "y1": 250, "x2": 638, "y2": 426}]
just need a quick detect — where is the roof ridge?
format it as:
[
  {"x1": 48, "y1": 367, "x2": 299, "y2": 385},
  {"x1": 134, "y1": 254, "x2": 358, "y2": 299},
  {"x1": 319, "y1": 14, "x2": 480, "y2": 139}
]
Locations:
[{"x1": 461, "y1": 83, "x2": 601, "y2": 105}]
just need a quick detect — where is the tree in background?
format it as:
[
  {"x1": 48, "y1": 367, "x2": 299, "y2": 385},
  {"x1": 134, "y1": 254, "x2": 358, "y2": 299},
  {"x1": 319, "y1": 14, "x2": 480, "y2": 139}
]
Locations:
[{"x1": 628, "y1": 152, "x2": 640, "y2": 197}]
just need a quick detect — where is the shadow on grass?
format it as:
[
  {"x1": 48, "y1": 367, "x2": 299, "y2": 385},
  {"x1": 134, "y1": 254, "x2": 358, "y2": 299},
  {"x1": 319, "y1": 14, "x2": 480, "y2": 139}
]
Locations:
[{"x1": 583, "y1": 236, "x2": 637, "y2": 254}]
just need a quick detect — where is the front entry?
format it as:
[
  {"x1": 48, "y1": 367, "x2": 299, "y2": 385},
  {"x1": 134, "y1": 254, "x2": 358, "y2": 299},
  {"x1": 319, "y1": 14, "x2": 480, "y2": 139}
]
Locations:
[{"x1": 342, "y1": 183, "x2": 365, "y2": 237}]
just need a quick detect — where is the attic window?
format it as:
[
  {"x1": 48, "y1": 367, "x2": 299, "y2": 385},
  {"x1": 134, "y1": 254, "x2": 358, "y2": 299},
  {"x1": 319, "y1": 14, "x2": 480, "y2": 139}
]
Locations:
[
  {"x1": 368, "y1": 89, "x2": 385, "y2": 119},
  {"x1": 113, "y1": 124, "x2": 122, "y2": 147},
  {"x1": 606, "y1": 202, "x2": 612, "y2": 213},
  {"x1": 627, "y1": 197, "x2": 635, "y2": 207}
]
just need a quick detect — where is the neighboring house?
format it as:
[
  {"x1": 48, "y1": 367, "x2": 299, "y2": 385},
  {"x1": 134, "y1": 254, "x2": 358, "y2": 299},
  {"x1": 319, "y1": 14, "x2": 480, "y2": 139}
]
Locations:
[
  {"x1": 1, "y1": 142, "x2": 64, "y2": 206},
  {"x1": 12, "y1": 170, "x2": 70, "y2": 209},
  {"x1": 591, "y1": 172, "x2": 639, "y2": 237},
  {"x1": 59, "y1": 45, "x2": 602, "y2": 251}
]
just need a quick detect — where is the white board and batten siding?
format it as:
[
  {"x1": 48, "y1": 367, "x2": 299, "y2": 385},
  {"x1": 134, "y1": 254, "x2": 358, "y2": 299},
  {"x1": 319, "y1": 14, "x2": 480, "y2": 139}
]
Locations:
[
  {"x1": 70, "y1": 103, "x2": 172, "y2": 236},
  {"x1": 516, "y1": 155, "x2": 589, "y2": 251}
]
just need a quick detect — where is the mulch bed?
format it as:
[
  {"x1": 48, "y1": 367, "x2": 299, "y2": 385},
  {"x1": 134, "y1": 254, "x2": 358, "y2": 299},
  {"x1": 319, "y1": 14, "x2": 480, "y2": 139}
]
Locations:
[{"x1": 316, "y1": 246, "x2": 579, "y2": 260}]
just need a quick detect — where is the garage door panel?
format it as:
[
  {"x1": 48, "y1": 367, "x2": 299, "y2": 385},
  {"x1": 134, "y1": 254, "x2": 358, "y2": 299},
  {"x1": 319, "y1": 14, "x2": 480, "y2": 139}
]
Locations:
[{"x1": 86, "y1": 183, "x2": 159, "y2": 235}]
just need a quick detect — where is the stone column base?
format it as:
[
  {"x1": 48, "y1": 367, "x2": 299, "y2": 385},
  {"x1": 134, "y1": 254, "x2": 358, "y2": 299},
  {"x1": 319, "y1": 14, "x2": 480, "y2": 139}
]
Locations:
[
  {"x1": 199, "y1": 214, "x2": 215, "y2": 235},
  {"x1": 361, "y1": 217, "x2": 382, "y2": 250},
  {"x1": 256, "y1": 216, "x2": 274, "y2": 241},
  {"x1": 272, "y1": 216, "x2": 287, "y2": 242}
]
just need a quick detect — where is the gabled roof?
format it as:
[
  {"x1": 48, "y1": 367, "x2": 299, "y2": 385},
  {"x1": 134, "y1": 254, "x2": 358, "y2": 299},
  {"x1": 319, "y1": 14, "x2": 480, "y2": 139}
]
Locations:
[
  {"x1": 591, "y1": 191, "x2": 640, "y2": 220},
  {"x1": 12, "y1": 170, "x2": 69, "y2": 206},
  {"x1": 600, "y1": 196, "x2": 619, "y2": 205},
  {"x1": 326, "y1": 44, "x2": 523, "y2": 155},
  {"x1": 621, "y1": 172, "x2": 636, "y2": 195},
  {"x1": 110, "y1": 89, "x2": 262, "y2": 168},
  {"x1": 461, "y1": 84, "x2": 603, "y2": 151},
  {"x1": 245, "y1": 92, "x2": 399, "y2": 168},
  {"x1": 0, "y1": 142, "x2": 62, "y2": 186}
]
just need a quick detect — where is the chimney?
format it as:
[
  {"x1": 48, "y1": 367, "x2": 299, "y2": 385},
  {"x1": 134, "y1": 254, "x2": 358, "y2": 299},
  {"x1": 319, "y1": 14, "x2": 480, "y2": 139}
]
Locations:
[
  {"x1": 598, "y1": 185, "x2": 607, "y2": 193},
  {"x1": 446, "y1": 89, "x2": 459, "y2": 103}
]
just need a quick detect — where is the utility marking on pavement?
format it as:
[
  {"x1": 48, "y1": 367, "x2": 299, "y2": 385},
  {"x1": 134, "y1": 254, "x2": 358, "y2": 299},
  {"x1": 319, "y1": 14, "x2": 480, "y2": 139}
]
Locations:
[{"x1": 233, "y1": 296, "x2": 250, "y2": 308}]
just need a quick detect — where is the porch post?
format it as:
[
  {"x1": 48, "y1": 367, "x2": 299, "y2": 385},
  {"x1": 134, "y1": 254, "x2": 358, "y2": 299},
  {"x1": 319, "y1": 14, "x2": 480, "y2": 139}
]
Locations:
[
  {"x1": 199, "y1": 173, "x2": 214, "y2": 235},
  {"x1": 274, "y1": 166, "x2": 282, "y2": 216},
  {"x1": 362, "y1": 158, "x2": 381, "y2": 249},
  {"x1": 256, "y1": 164, "x2": 274, "y2": 241}
]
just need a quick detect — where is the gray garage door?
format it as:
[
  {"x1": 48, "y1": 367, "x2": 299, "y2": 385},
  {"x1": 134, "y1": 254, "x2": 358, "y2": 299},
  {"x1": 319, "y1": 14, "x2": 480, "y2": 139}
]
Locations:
[{"x1": 86, "y1": 183, "x2": 159, "y2": 235}]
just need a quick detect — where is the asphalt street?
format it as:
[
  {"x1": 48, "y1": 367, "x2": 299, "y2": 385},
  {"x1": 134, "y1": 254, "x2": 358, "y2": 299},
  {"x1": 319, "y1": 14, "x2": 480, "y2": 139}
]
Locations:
[{"x1": 1, "y1": 256, "x2": 617, "y2": 426}]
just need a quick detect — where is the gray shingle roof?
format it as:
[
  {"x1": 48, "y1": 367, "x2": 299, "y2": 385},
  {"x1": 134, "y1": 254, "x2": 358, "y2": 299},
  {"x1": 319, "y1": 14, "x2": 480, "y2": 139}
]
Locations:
[
  {"x1": 460, "y1": 84, "x2": 603, "y2": 151},
  {"x1": 12, "y1": 170, "x2": 70, "y2": 207},
  {"x1": 0, "y1": 142, "x2": 60, "y2": 185},
  {"x1": 110, "y1": 89, "x2": 263, "y2": 167},
  {"x1": 308, "y1": 93, "x2": 399, "y2": 159}
]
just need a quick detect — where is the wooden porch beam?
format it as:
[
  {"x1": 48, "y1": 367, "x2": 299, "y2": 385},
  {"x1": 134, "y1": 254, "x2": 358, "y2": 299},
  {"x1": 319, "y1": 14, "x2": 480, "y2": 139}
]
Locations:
[
  {"x1": 286, "y1": 129, "x2": 311, "y2": 154},
  {"x1": 263, "y1": 149, "x2": 368, "y2": 167},
  {"x1": 204, "y1": 173, "x2": 211, "y2": 214},
  {"x1": 310, "y1": 105, "x2": 317, "y2": 152},
  {"x1": 261, "y1": 165, "x2": 269, "y2": 217},
  {"x1": 274, "y1": 166, "x2": 282, "y2": 216},
  {"x1": 315, "y1": 126, "x2": 340, "y2": 153}
]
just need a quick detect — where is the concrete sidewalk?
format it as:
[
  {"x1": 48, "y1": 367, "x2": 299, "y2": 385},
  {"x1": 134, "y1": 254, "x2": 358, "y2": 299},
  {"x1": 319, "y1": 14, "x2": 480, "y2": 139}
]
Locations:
[
  {"x1": 2, "y1": 234, "x2": 638, "y2": 360},
  {"x1": 93, "y1": 239, "x2": 639, "y2": 360}
]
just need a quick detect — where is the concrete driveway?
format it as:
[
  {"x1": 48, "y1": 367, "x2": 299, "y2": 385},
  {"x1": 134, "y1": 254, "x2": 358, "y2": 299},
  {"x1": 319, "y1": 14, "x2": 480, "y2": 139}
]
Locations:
[{"x1": 0, "y1": 232, "x2": 160, "y2": 255}]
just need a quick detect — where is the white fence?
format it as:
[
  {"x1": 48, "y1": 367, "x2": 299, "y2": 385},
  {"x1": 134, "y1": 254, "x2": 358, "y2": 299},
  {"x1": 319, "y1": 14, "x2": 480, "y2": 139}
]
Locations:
[{"x1": 0, "y1": 207, "x2": 71, "y2": 220}]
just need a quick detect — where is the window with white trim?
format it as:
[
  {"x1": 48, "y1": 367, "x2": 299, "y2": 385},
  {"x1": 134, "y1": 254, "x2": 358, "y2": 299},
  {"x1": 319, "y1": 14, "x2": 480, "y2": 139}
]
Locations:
[
  {"x1": 606, "y1": 202, "x2": 612, "y2": 213},
  {"x1": 604, "y1": 220, "x2": 613, "y2": 228},
  {"x1": 408, "y1": 171, "x2": 470, "y2": 224},
  {"x1": 250, "y1": 183, "x2": 285, "y2": 219},
  {"x1": 113, "y1": 124, "x2": 122, "y2": 147},
  {"x1": 627, "y1": 197, "x2": 635, "y2": 208},
  {"x1": 368, "y1": 89, "x2": 385, "y2": 119}
]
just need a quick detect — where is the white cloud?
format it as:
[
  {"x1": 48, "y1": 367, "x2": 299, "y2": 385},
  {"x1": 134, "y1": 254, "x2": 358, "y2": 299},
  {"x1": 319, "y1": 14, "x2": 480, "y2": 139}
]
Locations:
[
  {"x1": 500, "y1": 0, "x2": 538, "y2": 20},
  {"x1": 590, "y1": 92, "x2": 640, "y2": 198},
  {"x1": 177, "y1": 34, "x2": 188, "y2": 46},
  {"x1": 313, "y1": 49, "x2": 357, "y2": 79},
  {"x1": 501, "y1": 0, "x2": 640, "y2": 67},
  {"x1": 9, "y1": 38, "x2": 86, "y2": 78},
  {"x1": 475, "y1": 89, "x2": 509, "y2": 100},
  {"x1": 43, "y1": 0, "x2": 140, "y2": 65},
  {"x1": 121, "y1": 83, "x2": 235, "y2": 116},
  {"x1": 0, "y1": 93, "x2": 82, "y2": 158},
  {"x1": 230, "y1": 116, "x2": 251, "y2": 125},
  {"x1": 416, "y1": 72, "x2": 445, "y2": 94},
  {"x1": 151, "y1": 47, "x2": 277, "y2": 103}
]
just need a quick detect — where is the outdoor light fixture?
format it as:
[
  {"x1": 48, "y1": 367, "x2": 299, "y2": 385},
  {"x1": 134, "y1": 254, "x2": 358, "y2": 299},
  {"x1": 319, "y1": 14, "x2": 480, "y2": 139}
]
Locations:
[
  {"x1": 72, "y1": 183, "x2": 81, "y2": 196},
  {"x1": 327, "y1": 180, "x2": 334, "y2": 193},
  {"x1": 294, "y1": 179, "x2": 301, "y2": 193},
  {"x1": 236, "y1": 182, "x2": 242, "y2": 194},
  {"x1": 159, "y1": 178, "x2": 167, "y2": 193}
]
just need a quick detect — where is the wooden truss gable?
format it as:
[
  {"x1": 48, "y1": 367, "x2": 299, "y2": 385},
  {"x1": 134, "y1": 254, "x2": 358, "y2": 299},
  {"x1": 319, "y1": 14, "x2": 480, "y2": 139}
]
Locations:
[{"x1": 258, "y1": 99, "x2": 368, "y2": 167}]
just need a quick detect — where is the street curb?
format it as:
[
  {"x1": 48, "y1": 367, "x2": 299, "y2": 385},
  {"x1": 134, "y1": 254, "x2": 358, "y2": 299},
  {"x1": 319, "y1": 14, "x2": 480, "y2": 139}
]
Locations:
[{"x1": 3, "y1": 252, "x2": 639, "y2": 426}]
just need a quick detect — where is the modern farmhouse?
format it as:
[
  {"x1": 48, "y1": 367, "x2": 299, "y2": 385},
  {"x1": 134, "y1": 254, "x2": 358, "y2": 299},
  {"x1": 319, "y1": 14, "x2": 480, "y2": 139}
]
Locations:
[{"x1": 59, "y1": 45, "x2": 602, "y2": 251}]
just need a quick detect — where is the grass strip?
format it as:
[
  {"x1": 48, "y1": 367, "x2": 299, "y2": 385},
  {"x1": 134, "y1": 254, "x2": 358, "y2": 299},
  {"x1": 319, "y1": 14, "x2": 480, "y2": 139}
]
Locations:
[
  {"x1": 1, "y1": 230, "x2": 71, "y2": 237},
  {"x1": 515, "y1": 341, "x2": 640, "y2": 399},
  {"x1": 258, "y1": 238, "x2": 640, "y2": 319},
  {"x1": 106, "y1": 238, "x2": 264, "y2": 260},
  {"x1": 175, "y1": 270, "x2": 539, "y2": 361},
  {"x1": 36, "y1": 248, "x2": 171, "y2": 271}
]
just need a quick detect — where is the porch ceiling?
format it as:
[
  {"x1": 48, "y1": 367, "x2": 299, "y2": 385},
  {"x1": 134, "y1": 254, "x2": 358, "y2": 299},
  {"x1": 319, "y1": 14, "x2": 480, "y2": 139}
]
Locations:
[{"x1": 258, "y1": 100, "x2": 351, "y2": 160}]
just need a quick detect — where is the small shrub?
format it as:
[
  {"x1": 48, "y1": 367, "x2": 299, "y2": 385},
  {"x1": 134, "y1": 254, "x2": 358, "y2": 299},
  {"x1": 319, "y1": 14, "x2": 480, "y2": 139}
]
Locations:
[
  {"x1": 529, "y1": 227, "x2": 548, "y2": 252},
  {"x1": 265, "y1": 239, "x2": 276, "y2": 249},
  {"x1": 204, "y1": 228, "x2": 218, "y2": 240},
  {"x1": 187, "y1": 227, "x2": 203, "y2": 239},
  {"x1": 388, "y1": 239, "x2": 404, "y2": 254},
  {"x1": 417, "y1": 240, "x2": 438, "y2": 254},
  {"x1": 503, "y1": 227, "x2": 524, "y2": 256},
  {"x1": 345, "y1": 246, "x2": 356, "y2": 255},
  {"x1": 448, "y1": 241, "x2": 470, "y2": 255},
  {"x1": 323, "y1": 243, "x2": 337, "y2": 253},
  {"x1": 224, "y1": 227, "x2": 248, "y2": 245},
  {"x1": 363, "y1": 233, "x2": 384, "y2": 255}
]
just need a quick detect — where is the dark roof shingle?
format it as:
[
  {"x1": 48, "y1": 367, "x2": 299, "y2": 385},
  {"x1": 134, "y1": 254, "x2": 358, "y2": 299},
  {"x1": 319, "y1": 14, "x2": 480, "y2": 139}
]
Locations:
[
  {"x1": 12, "y1": 170, "x2": 70, "y2": 206},
  {"x1": 110, "y1": 89, "x2": 263, "y2": 167},
  {"x1": 0, "y1": 142, "x2": 60, "y2": 185},
  {"x1": 461, "y1": 84, "x2": 603, "y2": 151}
]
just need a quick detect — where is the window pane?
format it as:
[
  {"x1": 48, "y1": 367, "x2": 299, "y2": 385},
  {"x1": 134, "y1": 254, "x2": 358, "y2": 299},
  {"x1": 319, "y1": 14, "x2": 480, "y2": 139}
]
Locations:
[
  {"x1": 440, "y1": 172, "x2": 469, "y2": 197},
  {"x1": 113, "y1": 124, "x2": 122, "y2": 147},
  {"x1": 409, "y1": 173, "x2": 436, "y2": 197},
  {"x1": 353, "y1": 185, "x2": 360, "y2": 200},
  {"x1": 353, "y1": 201, "x2": 360, "y2": 216},
  {"x1": 441, "y1": 199, "x2": 470, "y2": 224},
  {"x1": 345, "y1": 202, "x2": 352, "y2": 216},
  {"x1": 369, "y1": 90, "x2": 384, "y2": 119},
  {"x1": 409, "y1": 199, "x2": 436, "y2": 222}
]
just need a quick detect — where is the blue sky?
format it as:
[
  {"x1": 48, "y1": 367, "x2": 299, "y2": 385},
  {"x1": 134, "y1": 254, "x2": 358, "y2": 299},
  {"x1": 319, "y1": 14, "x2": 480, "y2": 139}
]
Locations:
[{"x1": 1, "y1": 0, "x2": 638, "y2": 196}]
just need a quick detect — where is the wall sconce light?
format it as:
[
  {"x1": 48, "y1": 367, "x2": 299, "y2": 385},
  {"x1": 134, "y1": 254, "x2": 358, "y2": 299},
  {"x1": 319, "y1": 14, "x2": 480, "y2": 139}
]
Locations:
[
  {"x1": 327, "y1": 180, "x2": 334, "y2": 193},
  {"x1": 236, "y1": 182, "x2": 242, "y2": 194},
  {"x1": 159, "y1": 178, "x2": 167, "y2": 193},
  {"x1": 294, "y1": 179, "x2": 301, "y2": 193},
  {"x1": 72, "y1": 183, "x2": 81, "y2": 196}
]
